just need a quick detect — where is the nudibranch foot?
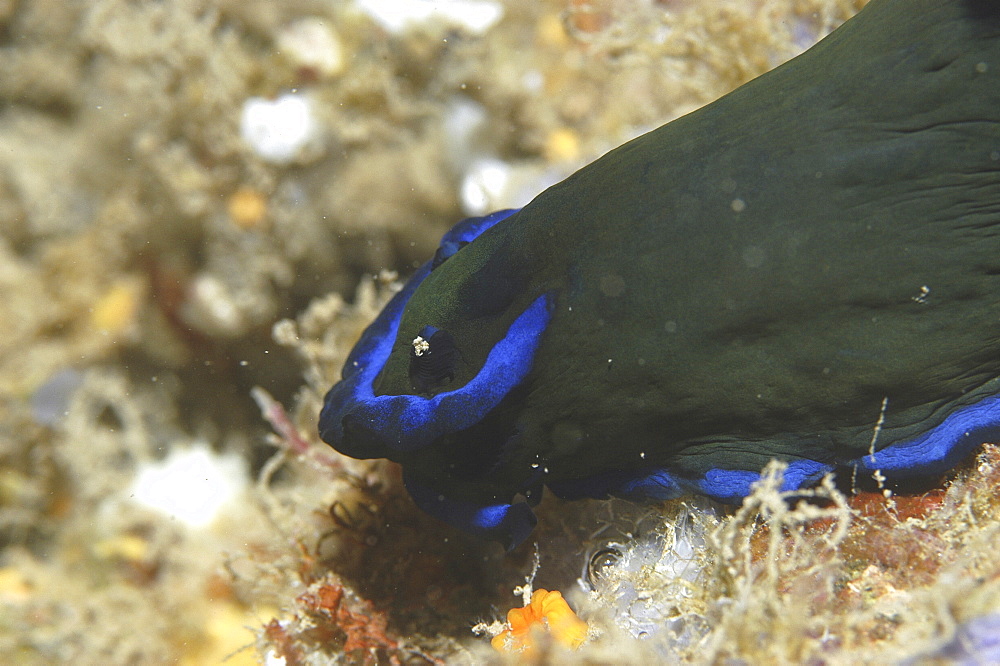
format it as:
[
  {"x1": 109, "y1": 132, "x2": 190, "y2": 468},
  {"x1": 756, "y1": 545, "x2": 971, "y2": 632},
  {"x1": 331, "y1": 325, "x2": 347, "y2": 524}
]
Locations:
[
  {"x1": 404, "y1": 472, "x2": 537, "y2": 552},
  {"x1": 551, "y1": 390, "x2": 1000, "y2": 512},
  {"x1": 850, "y1": 392, "x2": 1000, "y2": 479},
  {"x1": 548, "y1": 459, "x2": 835, "y2": 506}
]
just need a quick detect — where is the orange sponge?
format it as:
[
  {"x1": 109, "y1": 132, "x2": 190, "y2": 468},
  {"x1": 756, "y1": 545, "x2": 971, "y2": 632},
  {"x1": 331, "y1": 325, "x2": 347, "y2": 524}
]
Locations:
[{"x1": 491, "y1": 589, "x2": 588, "y2": 654}]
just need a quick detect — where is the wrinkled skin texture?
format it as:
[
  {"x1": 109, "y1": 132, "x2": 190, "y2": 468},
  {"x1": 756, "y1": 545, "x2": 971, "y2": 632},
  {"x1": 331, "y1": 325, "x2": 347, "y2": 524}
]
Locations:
[{"x1": 321, "y1": 0, "x2": 1000, "y2": 549}]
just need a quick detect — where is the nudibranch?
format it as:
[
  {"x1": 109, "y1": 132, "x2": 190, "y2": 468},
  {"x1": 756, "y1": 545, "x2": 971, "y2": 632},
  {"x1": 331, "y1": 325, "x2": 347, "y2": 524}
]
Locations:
[{"x1": 320, "y1": 0, "x2": 1000, "y2": 550}]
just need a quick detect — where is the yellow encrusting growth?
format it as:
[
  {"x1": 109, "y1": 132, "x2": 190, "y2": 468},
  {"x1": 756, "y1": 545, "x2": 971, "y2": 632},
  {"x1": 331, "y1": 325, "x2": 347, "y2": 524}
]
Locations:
[
  {"x1": 491, "y1": 589, "x2": 589, "y2": 654},
  {"x1": 90, "y1": 279, "x2": 143, "y2": 335},
  {"x1": 227, "y1": 186, "x2": 269, "y2": 230},
  {"x1": 544, "y1": 128, "x2": 582, "y2": 163},
  {"x1": 92, "y1": 534, "x2": 149, "y2": 563}
]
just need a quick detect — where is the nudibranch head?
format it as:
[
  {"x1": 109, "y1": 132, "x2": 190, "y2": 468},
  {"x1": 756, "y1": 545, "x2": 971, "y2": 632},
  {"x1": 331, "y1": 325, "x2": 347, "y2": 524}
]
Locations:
[{"x1": 319, "y1": 209, "x2": 551, "y2": 550}]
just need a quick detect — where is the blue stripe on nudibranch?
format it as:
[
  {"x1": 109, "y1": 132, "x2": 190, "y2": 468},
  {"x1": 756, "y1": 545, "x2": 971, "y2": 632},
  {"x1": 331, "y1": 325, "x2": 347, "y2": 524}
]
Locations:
[
  {"x1": 694, "y1": 460, "x2": 834, "y2": 501},
  {"x1": 547, "y1": 459, "x2": 834, "y2": 505},
  {"x1": 852, "y1": 393, "x2": 1000, "y2": 477},
  {"x1": 551, "y1": 397, "x2": 1000, "y2": 511}
]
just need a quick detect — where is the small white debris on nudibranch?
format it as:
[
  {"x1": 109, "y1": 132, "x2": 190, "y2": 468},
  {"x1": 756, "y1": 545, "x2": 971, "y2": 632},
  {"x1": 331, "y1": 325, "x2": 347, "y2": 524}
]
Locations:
[
  {"x1": 912, "y1": 285, "x2": 930, "y2": 304},
  {"x1": 412, "y1": 335, "x2": 430, "y2": 357}
]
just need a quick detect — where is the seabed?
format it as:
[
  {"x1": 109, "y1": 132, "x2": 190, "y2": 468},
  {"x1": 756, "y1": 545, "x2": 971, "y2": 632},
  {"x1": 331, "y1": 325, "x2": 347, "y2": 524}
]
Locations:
[{"x1": 3, "y1": 0, "x2": 999, "y2": 663}]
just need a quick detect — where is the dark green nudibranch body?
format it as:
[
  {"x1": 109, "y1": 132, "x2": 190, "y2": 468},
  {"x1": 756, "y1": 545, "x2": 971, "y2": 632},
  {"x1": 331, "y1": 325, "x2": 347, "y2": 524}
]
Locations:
[{"x1": 320, "y1": 0, "x2": 1000, "y2": 549}]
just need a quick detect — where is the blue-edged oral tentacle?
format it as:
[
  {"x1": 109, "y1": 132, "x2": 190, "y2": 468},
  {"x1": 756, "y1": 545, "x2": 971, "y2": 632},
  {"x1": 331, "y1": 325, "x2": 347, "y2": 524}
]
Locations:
[
  {"x1": 318, "y1": 261, "x2": 431, "y2": 457},
  {"x1": 319, "y1": 210, "x2": 538, "y2": 459}
]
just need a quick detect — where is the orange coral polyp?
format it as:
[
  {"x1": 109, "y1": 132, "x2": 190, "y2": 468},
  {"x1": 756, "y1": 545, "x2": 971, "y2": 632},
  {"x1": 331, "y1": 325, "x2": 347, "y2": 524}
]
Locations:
[{"x1": 491, "y1": 589, "x2": 588, "y2": 653}]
